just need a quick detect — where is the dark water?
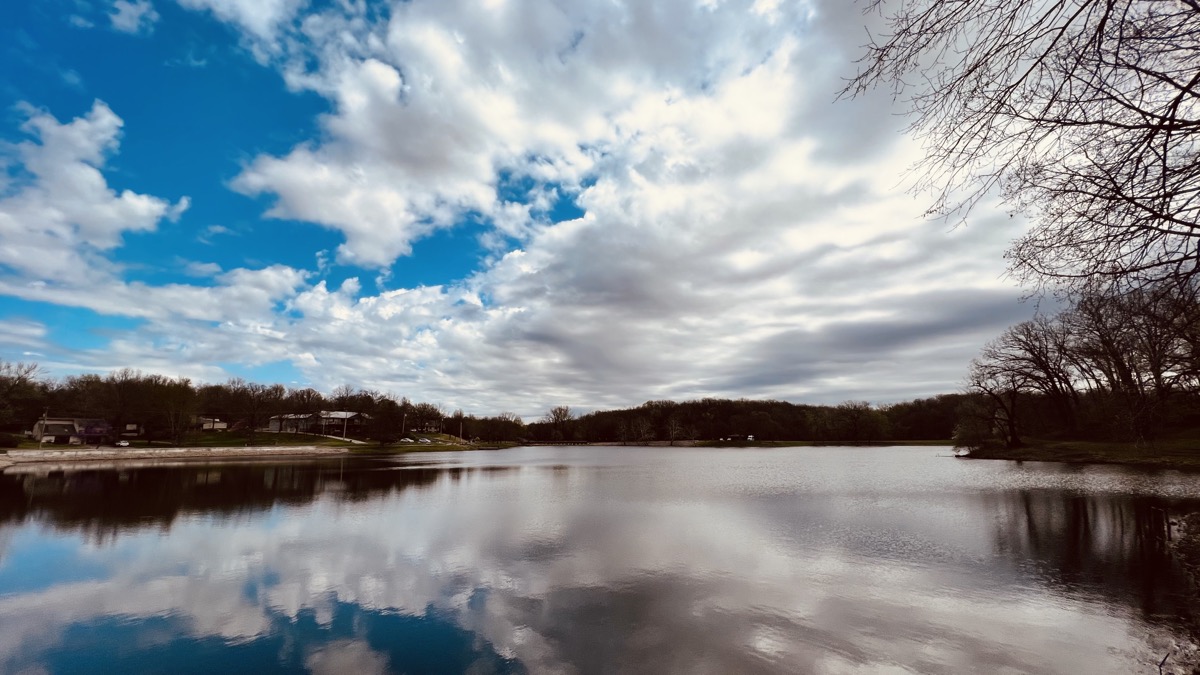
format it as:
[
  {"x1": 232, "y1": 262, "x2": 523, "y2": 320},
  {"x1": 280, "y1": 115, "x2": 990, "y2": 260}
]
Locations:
[{"x1": 1, "y1": 447, "x2": 1199, "y2": 674}]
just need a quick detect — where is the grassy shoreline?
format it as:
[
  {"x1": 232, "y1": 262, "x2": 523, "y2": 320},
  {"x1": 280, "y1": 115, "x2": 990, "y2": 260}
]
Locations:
[
  {"x1": 966, "y1": 439, "x2": 1200, "y2": 469},
  {"x1": 0, "y1": 431, "x2": 520, "y2": 466},
  {"x1": 6, "y1": 436, "x2": 1198, "y2": 470},
  {"x1": 694, "y1": 439, "x2": 956, "y2": 448}
]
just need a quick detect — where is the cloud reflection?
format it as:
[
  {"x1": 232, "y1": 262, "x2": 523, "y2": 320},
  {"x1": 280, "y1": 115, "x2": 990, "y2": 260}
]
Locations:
[{"x1": 0, "y1": 450, "x2": 1197, "y2": 673}]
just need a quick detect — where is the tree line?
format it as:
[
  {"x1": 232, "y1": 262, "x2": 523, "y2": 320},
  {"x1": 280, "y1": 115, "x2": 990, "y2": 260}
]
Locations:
[
  {"x1": 842, "y1": 1, "x2": 1200, "y2": 451},
  {"x1": 0, "y1": 362, "x2": 966, "y2": 446},
  {"x1": 524, "y1": 396, "x2": 965, "y2": 444},
  {"x1": 0, "y1": 368, "x2": 523, "y2": 445},
  {"x1": 957, "y1": 283, "x2": 1200, "y2": 449}
]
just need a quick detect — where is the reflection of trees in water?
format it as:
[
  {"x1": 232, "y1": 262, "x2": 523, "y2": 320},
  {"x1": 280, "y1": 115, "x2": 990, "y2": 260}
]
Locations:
[
  {"x1": 0, "y1": 460, "x2": 507, "y2": 542},
  {"x1": 987, "y1": 489, "x2": 1200, "y2": 629}
]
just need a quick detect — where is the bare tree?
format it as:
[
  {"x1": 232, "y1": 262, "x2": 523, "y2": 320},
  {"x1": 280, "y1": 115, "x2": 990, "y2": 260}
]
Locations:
[
  {"x1": 665, "y1": 416, "x2": 685, "y2": 446},
  {"x1": 966, "y1": 358, "x2": 1030, "y2": 449},
  {"x1": 226, "y1": 379, "x2": 284, "y2": 443},
  {"x1": 543, "y1": 405, "x2": 574, "y2": 441},
  {"x1": 147, "y1": 375, "x2": 197, "y2": 446},
  {"x1": 633, "y1": 416, "x2": 655, "y2": 443},
  {"x1": 845, "y1": 1, "x2": 1200, "y2": 289},
  {"x1": 0, "y1": 361, "x2": 42, "y2": 427},
  {"x1": 987, "y1": 316, "x2": 1079, "y2": 430}
]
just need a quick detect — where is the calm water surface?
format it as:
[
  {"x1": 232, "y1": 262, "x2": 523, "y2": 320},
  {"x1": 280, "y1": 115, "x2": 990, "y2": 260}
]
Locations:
[{"x1": 1, "y1": 446, "x2": 1199, "y2": 674}]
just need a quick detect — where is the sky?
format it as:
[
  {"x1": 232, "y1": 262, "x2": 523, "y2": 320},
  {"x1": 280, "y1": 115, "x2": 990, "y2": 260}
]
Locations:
[{"x1": 0, "y1": 0, "x2": 1038, "y2": 418}]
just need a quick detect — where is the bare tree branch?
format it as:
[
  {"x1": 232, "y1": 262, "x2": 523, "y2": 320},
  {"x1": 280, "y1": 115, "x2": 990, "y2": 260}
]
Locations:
[{"x1": 845, "y1": 0, "x2": 1200, "y2": 290}]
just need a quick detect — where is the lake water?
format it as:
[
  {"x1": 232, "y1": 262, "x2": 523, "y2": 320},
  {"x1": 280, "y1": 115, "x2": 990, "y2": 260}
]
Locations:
[{"x1": 1, "y1": 446, "x2": 1199, "y2": 674}]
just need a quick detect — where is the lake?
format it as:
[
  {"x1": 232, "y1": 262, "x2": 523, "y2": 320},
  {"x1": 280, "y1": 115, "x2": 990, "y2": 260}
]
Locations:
[{"x1": 1, "y1": 446, "x2": 1198, "y2": 674}]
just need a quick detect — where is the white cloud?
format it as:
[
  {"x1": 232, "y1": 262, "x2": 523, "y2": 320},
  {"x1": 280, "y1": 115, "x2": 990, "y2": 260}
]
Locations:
[
  {"x1": 0, "y1": 101, "x2": 188, "y2": 286},
  {"x1": 0, "y1": 320, "x2": 48, "y2": 351},
  {"x1": 110, "y1": 0, "x2": 160, "y2": 34},
  {"x1": 197, "y1": 224, "x2": 233, "y2": 243},
  {"x1": 1, "y1": 0, "x2": 1038, "y2": 412},
  {"x1": 175, "y1": 0, "x2": 306, "y2": 42},
  {"x1": 183, "y1": 260, "x2": 222, "y2": 277},
  {"x1": 231, "y1": 0, "x2": 811, "y2": 268},
  {"x1": 187, "y1": 0, "x2": 1028, "y2": 412}
]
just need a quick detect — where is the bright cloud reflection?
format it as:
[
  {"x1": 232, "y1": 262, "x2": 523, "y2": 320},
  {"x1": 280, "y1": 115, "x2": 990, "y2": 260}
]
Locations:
[{"x1": 0, "y1": 448, "x2": 1197, "y2": 673}]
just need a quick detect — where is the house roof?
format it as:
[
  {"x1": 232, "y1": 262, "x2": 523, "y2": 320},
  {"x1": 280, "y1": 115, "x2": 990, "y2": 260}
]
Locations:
[{"x1": 269, "y1": 410, "x2": 369, "y2": 420}]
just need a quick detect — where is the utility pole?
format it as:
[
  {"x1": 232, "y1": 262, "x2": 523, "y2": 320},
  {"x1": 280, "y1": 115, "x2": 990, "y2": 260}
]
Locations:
[{"x1": 38, "y1": 407, "x2": 47, "y2": 449}]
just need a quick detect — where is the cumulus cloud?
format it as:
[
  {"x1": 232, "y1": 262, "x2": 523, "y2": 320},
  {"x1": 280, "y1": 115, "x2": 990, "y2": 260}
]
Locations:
[
  {"x1": 182, "y1": 260, "x2": 222, "y2": 277},
  {"x1": 0, "y1": 102, "x2": 306, "y2": 382},
  {"x1": 0, "y1": 101, "x2": 187, "y2": 286},
  {"x1": 210, "y1": 0, "x2": 1027, "y2": 410},
  {"x1": 175, "y1": 0, "x2": 306, "y2": 43},
  {"x1": 2, "y1": 0, "x2": 1037, "y2": 411},
  {"x1": 110, "y1": 0, "x2": 160, "y2": 34}
]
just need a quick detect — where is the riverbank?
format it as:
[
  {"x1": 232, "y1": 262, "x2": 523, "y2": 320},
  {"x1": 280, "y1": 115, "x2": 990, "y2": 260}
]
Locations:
[
  {"x1": 694, "y1": 439, "x2": 955, "y2": 448},
  {"x1": 1175, "y1": 513, "x2": 1200, "y2": 582},
  {"x1": 0, "y1": 439, "x2": 520, "y2": 467},
  {"x1": 2, "y1": 445, "x2": 353, "y2": 465},
  {"x1": 965, "y1": 440, "x2": 1200, "y2": 469},
  {"x1": 1165, "y1": 513, "x2": 1200, "y2": 674}
]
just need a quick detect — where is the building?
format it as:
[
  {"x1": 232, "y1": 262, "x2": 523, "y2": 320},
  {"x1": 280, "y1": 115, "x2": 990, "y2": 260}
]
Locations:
[
  {"x1": 30, "y1": 418, "x2": 112, "y2": 445},
  {"x1": 196, "y1": 417, "x2": 228, "y2": 431},
  {"x1": 268, "y1": 411, "x2": 369, "y2": 437}
]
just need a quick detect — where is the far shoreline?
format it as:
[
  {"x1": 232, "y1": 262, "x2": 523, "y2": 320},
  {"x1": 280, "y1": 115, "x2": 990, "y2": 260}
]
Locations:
[
  {"x1": 964, "y1": 440, "x2": 1200, "y2": 470},
  {"x1": 0, "y1": 439, "x2": 957, "y2": 470},
  {"x1": 6, "y1": 439, "x2": 1198, "y2": 472}
]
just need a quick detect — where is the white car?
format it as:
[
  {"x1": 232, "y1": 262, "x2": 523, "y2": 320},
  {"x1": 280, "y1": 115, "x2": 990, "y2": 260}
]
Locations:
[
  {"x1": 418, "y1": 438, "x2": 432, "y2": 444},
  {"x1": 115, "y1": 440, "x2": 130, "y2": 447}
]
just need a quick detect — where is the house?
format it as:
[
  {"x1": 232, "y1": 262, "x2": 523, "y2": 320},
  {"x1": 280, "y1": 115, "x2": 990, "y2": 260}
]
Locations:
[
  {"x1": 30, "y1": 418, "x2": 112, "y2": 445},
  {"x1": 314, "y1": 411, "x2": 369, "y2": 437},
  {"x1": 268, "y1": 412, "x2": 317, "y2": 433},
  {"x1": 196, "y1": 417, "x2": 228, "y2": 431},
  {"x1": 268, "y1": 411, "x2": 370, "y2": 437}
]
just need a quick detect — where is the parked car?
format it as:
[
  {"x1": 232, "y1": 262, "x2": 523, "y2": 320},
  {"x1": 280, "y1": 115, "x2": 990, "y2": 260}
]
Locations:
[
  {"x1": 115, "y1": 440, "x2": 130, "y2": 447},
  {"x1": 418, "y1": 438, "x2": 432, "y2": 444}
]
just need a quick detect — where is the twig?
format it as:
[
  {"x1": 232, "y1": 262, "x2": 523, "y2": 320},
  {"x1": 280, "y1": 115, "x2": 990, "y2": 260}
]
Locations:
[{"x1": 1159, "y1": 650, "x2": 1170, "y2": 674}]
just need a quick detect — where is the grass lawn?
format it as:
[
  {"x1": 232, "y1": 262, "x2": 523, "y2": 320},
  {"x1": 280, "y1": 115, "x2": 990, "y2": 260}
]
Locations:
[
  {"x1": 695, "y1": 439, "x2": 955, "y2": 448},
  {"x1": 969, "y1": 438, "x2": 1200, "y2": 469},
  {"x1": 184, "y1": 431, "x2": 359, "y2": 447},
  {"x1": 352, "y1": 436, "x2": 519, "y2": 453},
  {"x1": 5, "y1": 431, "x2": 520, "y2": 454},
  {"x1": 11, "y1": 431, "x2": 359, "y2": 450}
]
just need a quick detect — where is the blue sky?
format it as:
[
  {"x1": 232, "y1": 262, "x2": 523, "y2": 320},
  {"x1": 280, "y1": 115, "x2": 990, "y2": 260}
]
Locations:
[{"x1": 0, "y1": 0, "x2": 1034, "y2": 417}]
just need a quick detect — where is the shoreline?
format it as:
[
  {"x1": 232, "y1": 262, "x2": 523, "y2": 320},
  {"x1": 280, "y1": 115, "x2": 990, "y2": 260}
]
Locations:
[
  {"x1": 964, "y1": 442, "x2": 1200, "y2": 470},
  {"x1": 7, "y1": 441, "x2": 1198, "y2": 472},
  {"x1": 1, "y1": 445, "x2": 352, "y2": 468},
  {"x1": 0, "y1": 441, "x2": 511, "y2": 468}
]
